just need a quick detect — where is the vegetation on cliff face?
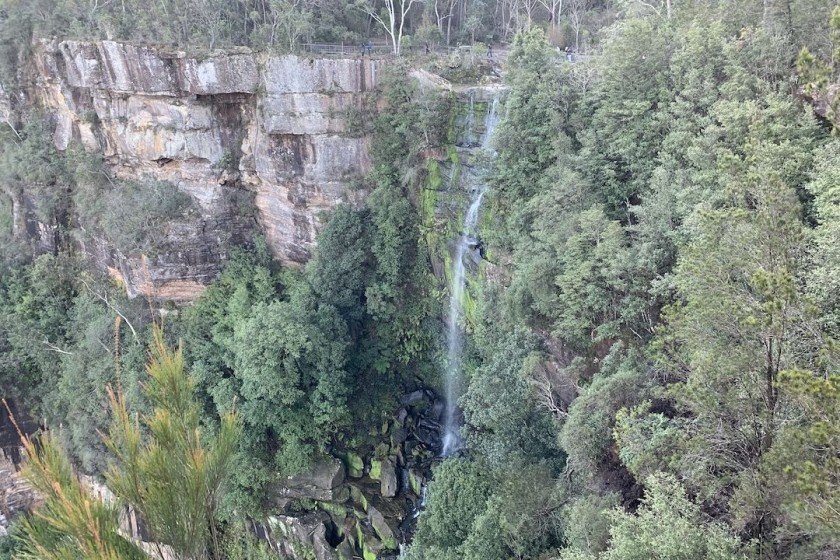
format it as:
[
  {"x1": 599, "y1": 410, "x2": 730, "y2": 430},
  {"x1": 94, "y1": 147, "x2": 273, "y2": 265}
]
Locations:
[{"x1": 1, "y1": 0, "x2": 839, "y2": 559}]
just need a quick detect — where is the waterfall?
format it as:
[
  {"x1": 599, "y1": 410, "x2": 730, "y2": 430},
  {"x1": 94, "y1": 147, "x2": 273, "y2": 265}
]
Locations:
[{"x1": 441, "y1": 97, "x2": 499, "y2": 457}]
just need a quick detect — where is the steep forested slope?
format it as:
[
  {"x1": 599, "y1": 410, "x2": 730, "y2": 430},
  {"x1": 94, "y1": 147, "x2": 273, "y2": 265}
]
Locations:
[
  {"x1": 0, "y1": 1, "x2": 838, "y2": 560},
  {"x1": 410, "y1": 5, "x2": 840, "y2": 560}
]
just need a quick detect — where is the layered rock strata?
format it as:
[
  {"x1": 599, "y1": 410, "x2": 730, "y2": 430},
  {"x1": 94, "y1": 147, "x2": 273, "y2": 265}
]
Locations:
[{"x1": 30, "y1": 40, "x2": 383, "y2": 300}]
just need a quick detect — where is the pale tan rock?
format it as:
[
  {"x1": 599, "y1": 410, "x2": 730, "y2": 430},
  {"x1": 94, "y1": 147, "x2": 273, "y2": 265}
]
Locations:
[{"x1": 27, "y1": 39, "x2": 386, "y2": 301}]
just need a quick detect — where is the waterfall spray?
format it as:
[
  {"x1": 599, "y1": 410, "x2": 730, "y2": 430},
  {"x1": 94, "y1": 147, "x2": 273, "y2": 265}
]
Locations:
[{"x1": 441, "y1": 97, "x2": 500, "y2": 457}]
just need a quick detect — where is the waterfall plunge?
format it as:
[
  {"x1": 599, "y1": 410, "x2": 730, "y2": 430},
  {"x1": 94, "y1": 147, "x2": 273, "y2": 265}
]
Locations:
[{"x1": 441, "y1": 97, "x2": 500, "y2": 457}]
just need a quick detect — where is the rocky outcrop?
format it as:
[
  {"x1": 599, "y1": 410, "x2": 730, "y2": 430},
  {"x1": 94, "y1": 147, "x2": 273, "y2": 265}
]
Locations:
[
  {"x1": 266, "y1": 513, "x2": 338, "y2": 560},
  {"x1": 379, "y1": 458, "x2": 399, "y2": 498},
  {"x1": 268, "y1": 458, "x2": 346, "y2": 504},
  {"x1": 0, "y1": 449, "x2": 40, "y2": 536},
  {"x1": 29, "y1": 40, "x2": 384, "y2": 301},
  {"x1": 801, "y1": 83, "x2": 840, "y2": 129},
  {"x1": 0, "y1": 404, "x2": 40, "y2": 535},
  {"x1": 255, "y1": 387, "x2": 448, "y2": 560}
]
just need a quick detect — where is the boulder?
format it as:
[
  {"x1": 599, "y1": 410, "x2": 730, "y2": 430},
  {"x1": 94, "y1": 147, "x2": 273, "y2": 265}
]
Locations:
[
  {"x1": 357, "y1": 528, "x2": 382, "y2": 560},
  {"x1": 408, "y1": 470, "x2": 424, "y2": 497},
  {"x1": 349, "y1": 483, "x2": 369, "y2": 512},
  {"x1": 391, "y1": 427, "x2": 408, "y2": 446},
  {"x1": 369, "y1": 458, "x2": 382, "y2": 480},
  {"x1": 368, "y1": 505, "x2": 398, "y2": 550},
  {"x1": 341, "y1": 451, "x2": 364, "y2": 478},
  {"x1": 268, "y1": 458, "x2": 345, "y2": 503},
  {"x1": 401, "y1": 390, "x2": 426, "y2": 406},
  {"x1": 380, "y1": 458, "x2": 399, "y2": 498},
  {"x1": 336, "y1": 537, "x2": 355, "y2": 560},
  {"x1": 268, "y1": 512, "x2": 337, "y2": 560}
]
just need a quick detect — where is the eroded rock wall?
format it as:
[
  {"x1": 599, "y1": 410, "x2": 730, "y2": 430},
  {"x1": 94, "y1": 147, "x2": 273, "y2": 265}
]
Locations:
[{"x1": 31, "y1": 40, "x2": 383, "y2": 301}]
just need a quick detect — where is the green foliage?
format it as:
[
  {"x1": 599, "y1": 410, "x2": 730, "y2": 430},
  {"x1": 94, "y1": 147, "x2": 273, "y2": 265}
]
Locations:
[
  {"x1": 12, "y1": 331, "x2": 249, "y2": 560},
  {"x1": 232, "y1": 296, "x2": 350, "y2": 473},
  {"x1": 560, "y1": 493, "x2": 619, "y2": 555},
  {"x1": 179, "y1": 168, "x2": 435, "y2": 509},
  {"x1": 0, "y1": 531, "x2": 16, "y2": 560},
  {"x1": 0, "y1": 254, "x2": 78, "y2": 404},
  {"x1": 462, "y1": 465, "x2": 564, "y2": 560},
  {"x1": 371, "y1": 63, "x2": 454, "y2": 180},
  {"x1": 577, "y1": 17, "x2": 673, "y2": 218},
  {"x1": 606, "y1": 473, "x2": 749, "y2": 560},
  {"x1": 462, "y1": 328, "x2": 562, "y2": 468},
  {"x1": 0, "y1": 251, "x2": 151, "y2": 473},
  {"x1": 762, "y1": 369, "x2": 840, "y2": 554},
  {"x1": 307, "y1": 204, "x2": 371, "y2": 322},
  {"x1": 410, "y1": 459, "x2": 564, "y2": 560},
  {"x1": 44, "y1": 290, "x2": 147, "y2": 474},
  {"x1": 105, "y1": 327, "x2": 240, "y2": 560},
  {"x1": 69, "y1": 149, "x2": 193, "y2": 254},
  {"x1": 409, "y1": 459, "x2": 492, "y2": 558},
  {"x1": 491, "y1": 28, "x2": 564, "y2": 242},
  {"x1": 559, "y1": 473, "x2": 750, "y2": 560},
  {"x1": 4, "y1": 5, "x2": 840, "y2": 560},
  {"x1": 15, "y1": 431, "x2": 147, "y2": 560},
  {"x1": 454, "y1": 7, "x2": 837, "y2": 560},
  {"x1": 179, "y1": 245, "x2": 288, "y2": 506},
  {"x1": 219, "y1": 522, "x2": 277, "y2": 560},
  {"x1": 797, "y1": 47, "x2": 831, "y2": 93},
  {"x1": 0, "y1": 116, "x2": 70, "y2": 225},
  {"x1": 614, "y1": 401, "x2": 680, "y2": 481},
  {"x1": 365, "y1": 179, "x2": 435, "y2": 374},
  {"x1": 805, "y1": 140, "x2": 840, "y2": 337},
  {"x1": 560, "y1": 352, "x2": 650, "y2": 484}
]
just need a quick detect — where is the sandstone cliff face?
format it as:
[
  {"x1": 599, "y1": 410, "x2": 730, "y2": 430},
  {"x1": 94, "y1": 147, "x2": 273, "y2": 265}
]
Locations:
[{"x1": 31, "y1": 40, "x2": 383, "y2": 301}]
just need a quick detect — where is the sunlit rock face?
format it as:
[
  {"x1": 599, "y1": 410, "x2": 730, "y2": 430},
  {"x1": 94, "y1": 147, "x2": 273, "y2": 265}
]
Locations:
[{"x1": 30, "y1": 40, "x2": 384, "y2": 301}]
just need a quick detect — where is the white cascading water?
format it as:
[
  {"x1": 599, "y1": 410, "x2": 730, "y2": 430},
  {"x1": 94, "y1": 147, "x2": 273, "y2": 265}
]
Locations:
[{"x1": 441, "y1": 97, "x2": 500, "y2": 457}]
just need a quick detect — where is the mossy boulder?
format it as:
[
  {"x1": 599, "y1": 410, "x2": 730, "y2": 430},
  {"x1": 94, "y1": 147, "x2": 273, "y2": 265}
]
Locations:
[
  {"x1": 349, "y1": 484, "x2": 369, "y2": 512},
  {"x1": 408, "y1": 469, "x2": 423, "y2": 496},
  {"x1": 368, "y1": 505, "x2": 398, "y2": 551},
  {"x1": 341, "y1": 452, "x2": 365, "y2": 478},
  {"x1": 369, "y1": 459, "x2": 382, "y2": 481},
  {"x1": 355, "y1": 521, "x2": 383, "y2": 560},
  {"x1": 380, "y1": 458, "x2": 399, "y2": 498}
]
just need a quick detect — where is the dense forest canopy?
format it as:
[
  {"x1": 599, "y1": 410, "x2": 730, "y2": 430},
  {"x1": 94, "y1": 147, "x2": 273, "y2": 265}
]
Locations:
[{"x1": 0, "y1": 0, "x2": 839, "y2": 559}]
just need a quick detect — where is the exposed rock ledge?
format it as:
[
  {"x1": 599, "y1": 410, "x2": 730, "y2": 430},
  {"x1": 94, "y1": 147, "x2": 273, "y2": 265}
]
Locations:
[{"x1": 29, "y1": 40, "x2": 385, "y2": 301}]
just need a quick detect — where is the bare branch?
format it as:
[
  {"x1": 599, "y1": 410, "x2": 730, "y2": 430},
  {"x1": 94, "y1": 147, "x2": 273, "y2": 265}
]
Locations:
[
  {"x1": 80, "y1": 278, "x2": 140, "y2": 342},
  {"x1": 43, "y1": 339, "x2": 74, "y2": 355}
]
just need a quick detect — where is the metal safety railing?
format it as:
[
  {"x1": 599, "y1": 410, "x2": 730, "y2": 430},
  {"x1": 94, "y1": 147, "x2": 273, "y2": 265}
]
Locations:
[{"x1": 300, "y1": 42, "x2": 510, "y2": 59}]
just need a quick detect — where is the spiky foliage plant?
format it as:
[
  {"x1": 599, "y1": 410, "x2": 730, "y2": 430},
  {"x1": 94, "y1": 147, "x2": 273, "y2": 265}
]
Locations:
[
  {"x1": 14, "y1": 429, "x2": 146, "y2": 560},
  {"x1": 104, "y1": 326, "x2": 240, "y2": 560}
]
